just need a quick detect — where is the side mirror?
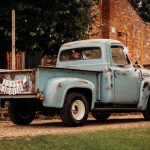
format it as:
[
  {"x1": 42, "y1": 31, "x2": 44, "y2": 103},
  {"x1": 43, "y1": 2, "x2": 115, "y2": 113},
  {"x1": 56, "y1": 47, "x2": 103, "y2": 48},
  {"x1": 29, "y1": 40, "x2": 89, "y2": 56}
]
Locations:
[
  {"x1": 135, "y1": 61, "x2": 139, "y2": 66},
  {"x1": 134, "y1": 61, "x2": 143, "y2": 69},
  {"x1": 134, "y1": 61, "x2": 139, "y2": 71},
  {"x1": 123, "y1": 47, "x2": 129, "y2": 54}
]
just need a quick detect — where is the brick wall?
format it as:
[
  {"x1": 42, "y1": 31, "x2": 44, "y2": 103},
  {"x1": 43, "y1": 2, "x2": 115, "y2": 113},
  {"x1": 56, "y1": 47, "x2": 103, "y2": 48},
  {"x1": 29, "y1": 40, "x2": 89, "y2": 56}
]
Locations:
[{"x1": 101, "y1": 0, "x2": 150, "y2": 65}]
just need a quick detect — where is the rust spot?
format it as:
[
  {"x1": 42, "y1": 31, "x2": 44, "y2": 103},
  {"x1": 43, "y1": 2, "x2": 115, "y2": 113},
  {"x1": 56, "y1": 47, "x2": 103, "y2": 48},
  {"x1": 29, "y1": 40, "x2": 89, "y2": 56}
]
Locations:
[
  {"x1": 106, "y1": 87, "x2": 111, "y2": 90},
  {"x1": 117, "y1": 65, "x2": 125, "y2": 68},
  {"x1": 106, "y1": 84, "x2": 113, "y2": 91},
  {"x1": 57, "y1": 83, "x2": 62, "y2": 88},
  {"x1": 79, "y1": 80, "x2": 88, "y2": 84},
  {"x1": 108, "y1": 68, "x2": 112, "y2": 72},
  {"x1": 56, "y1": 83, "x2": 62, "y2": 91},
  {"x1": 103, "y1": 67, "x2": 112, "y2": 73}
]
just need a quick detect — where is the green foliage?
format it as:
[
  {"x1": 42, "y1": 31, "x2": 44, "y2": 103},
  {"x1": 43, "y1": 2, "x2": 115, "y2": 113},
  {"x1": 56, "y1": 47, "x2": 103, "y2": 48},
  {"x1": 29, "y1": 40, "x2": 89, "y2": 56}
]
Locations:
[
  {"x1": 0, "y1": 127, "x2": 150, "y2": 150},
  {"x1": 0, "y1": 0, "x2": 100, "y2": 55},
  {"x1": 131, "y1": 0, "x2": 150, "y2": 22}
]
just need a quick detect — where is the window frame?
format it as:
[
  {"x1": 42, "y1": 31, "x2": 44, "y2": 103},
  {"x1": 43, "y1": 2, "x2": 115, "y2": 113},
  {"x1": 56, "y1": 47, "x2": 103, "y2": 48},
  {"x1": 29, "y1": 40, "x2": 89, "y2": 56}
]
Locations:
[
  {"x1": 111, "y1": 45, "x2": 131, "y2": 67},
  {"x1": 59, "y1": 47, "x2": 102, "y2": 62}
]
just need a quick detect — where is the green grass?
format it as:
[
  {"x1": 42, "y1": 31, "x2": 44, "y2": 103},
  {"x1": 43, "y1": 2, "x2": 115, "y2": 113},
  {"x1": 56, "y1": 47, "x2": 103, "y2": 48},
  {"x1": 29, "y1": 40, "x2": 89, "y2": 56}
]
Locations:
[{"x1": 0, "y1": 127, "x2": 150, "y2": 150}]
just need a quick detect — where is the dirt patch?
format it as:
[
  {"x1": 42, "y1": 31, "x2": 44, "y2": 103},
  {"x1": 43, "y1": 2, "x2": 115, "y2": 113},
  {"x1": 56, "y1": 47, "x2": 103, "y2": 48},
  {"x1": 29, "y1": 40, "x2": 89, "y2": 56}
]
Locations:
[{"x1": 0, "y1": 114, "x2": 150, "y2": 139}]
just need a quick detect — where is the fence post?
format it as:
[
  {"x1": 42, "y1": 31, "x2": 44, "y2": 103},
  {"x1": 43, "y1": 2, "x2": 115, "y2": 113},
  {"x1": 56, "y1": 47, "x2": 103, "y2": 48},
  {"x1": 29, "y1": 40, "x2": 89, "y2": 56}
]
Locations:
[{"x1": 12, "y1": 9, "x2": 16, "y2": 70}]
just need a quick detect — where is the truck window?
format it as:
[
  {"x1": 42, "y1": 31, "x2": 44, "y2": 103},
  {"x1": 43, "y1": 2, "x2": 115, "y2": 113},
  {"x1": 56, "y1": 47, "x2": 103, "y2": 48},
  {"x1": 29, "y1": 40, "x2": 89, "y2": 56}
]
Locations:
[
  {"x1": 60, "y1": 47, "x2": 101, "y2": 61},
  {"x1": 111, "y1": 46, "x2": 130, "y2": 66}
]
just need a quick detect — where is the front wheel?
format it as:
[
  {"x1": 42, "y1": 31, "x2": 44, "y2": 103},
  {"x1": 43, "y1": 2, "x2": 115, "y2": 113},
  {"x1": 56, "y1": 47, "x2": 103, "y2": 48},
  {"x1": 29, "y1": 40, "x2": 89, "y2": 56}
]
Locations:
[
  {"x1": 8, "y1": 101, "x2": 36, "y2": 125},
  {"x1": 60, "y1": 92, "x2": 89, "y2": 127}
]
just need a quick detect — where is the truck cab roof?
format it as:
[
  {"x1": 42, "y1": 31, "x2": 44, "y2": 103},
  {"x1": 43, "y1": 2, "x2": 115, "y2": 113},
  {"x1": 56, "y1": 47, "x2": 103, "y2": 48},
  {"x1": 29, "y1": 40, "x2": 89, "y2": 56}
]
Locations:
[{"x1": 60, "y1": 39, "x2": 122, "y2": 50}]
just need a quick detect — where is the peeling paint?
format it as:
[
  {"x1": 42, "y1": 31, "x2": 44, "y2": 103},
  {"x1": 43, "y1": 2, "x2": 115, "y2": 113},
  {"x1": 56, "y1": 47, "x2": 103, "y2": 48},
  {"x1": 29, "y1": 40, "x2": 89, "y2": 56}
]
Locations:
[
  {"x1": 57, "y1": 83, "x2": 62, "y2": 88},
  {"x1": 103, "y1": 67, "x2": 112, "y2": 73},
  {"x1": 78, "y1": 80, "x2": 88, "y2": 84}
]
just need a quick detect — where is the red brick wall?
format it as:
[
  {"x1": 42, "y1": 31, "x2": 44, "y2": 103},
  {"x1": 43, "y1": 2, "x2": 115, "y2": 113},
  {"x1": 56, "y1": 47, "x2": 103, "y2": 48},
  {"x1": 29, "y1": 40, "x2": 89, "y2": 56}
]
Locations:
[{"x1": 101, "y1": 0, "x2": 150, "y2": 65}]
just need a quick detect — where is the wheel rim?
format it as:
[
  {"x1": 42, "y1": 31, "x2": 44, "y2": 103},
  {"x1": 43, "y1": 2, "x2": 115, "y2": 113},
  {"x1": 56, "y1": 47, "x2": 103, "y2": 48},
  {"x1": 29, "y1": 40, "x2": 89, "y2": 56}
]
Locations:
[{"x1": 71, "y1": 100, "x2": 85, "y2": 120}]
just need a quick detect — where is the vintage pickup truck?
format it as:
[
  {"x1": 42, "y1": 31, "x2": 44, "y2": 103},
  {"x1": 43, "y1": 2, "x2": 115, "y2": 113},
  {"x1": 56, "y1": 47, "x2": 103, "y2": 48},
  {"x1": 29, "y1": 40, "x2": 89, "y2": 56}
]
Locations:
[{"x1": 0, "y1": 39, "x2": 150, "y2": 127}]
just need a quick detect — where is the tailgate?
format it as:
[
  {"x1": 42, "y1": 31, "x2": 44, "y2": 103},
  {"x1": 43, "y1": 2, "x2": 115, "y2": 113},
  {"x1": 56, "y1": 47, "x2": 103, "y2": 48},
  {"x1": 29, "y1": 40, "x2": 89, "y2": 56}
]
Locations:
[{"x1": 0, "y1": 70, "x2": 36, "y2": 96}]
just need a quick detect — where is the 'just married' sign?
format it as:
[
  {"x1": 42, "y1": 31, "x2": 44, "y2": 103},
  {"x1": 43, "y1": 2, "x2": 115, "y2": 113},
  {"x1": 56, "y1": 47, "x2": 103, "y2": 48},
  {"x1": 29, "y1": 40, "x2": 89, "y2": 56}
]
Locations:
[{"x1": 0, "y1": 78, "x2": 26, "y2": 95}]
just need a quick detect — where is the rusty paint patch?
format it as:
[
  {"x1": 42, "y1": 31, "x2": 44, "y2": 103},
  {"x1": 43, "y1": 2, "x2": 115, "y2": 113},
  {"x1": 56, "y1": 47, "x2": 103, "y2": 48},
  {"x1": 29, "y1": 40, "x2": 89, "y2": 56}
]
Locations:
[
  {"x1": 103, "y1": 67, "x2": 112, "y2": 73},
  {"x1": 117, "y1": 65, "x2": 125, "y2": 68},
  {"x1": 57, "y1": 83, "x2": 62, "y2": 88},
  {"x1": 106, "y1": 84, "x2": 113, "y2": 91},
  {"x1": 106, "y1": 86, "x2": 111, "y2": 90},
  {"x1": 78, "y1": 80, "x2": 88, "y2": 84}
]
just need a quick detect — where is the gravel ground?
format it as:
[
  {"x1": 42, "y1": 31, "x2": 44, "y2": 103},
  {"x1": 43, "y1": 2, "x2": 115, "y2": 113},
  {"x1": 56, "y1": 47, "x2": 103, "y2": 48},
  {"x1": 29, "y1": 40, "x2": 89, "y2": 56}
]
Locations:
[{"x1": 0, "y1": 114, "x2": 150, "y2": 139}]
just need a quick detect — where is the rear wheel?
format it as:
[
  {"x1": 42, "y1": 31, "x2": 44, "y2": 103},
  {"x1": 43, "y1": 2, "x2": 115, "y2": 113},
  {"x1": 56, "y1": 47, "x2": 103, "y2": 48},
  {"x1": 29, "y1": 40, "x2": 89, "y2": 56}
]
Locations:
[
  {"x1": 60, "y1": 92, "x2": 89, "y2": 127},
  {"x1": 8, "y1": 101, "x2": 36, "y2": 125},
  {"x1": 92, "y1": 112, "x2": 111, "y2": 121}
]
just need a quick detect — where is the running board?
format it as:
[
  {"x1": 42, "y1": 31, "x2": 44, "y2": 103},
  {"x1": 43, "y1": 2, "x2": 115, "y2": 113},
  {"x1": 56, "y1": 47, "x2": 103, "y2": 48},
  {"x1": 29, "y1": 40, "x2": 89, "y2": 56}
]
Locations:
[{"x1": 93, "y1": 108, "x2": 141, "y2": 113}]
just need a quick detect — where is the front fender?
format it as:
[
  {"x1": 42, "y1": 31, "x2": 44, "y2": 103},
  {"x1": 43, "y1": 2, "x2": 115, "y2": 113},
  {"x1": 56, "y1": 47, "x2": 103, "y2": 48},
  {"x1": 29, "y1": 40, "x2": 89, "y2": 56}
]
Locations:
[
  {"x1": 43, "y1": 77, "x2": 95, "y2": 108},
  {"x1": 138, "y1": 78, "x2": 150, "y2": 110}
]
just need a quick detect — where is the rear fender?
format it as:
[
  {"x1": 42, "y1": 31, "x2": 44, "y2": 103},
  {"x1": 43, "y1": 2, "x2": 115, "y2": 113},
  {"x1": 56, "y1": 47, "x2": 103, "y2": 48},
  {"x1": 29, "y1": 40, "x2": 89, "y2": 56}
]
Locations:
[
  {"x1": 43, "y1": 77, "x2": 95, "y2": 108},
  {"x1": 138, "y1": 78, "x2": 150, "y2": 110}
]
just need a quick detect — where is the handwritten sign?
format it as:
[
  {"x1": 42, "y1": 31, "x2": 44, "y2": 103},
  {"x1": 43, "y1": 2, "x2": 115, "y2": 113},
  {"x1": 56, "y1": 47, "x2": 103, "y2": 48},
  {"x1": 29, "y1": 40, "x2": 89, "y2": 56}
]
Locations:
[{"x1": 0, "y1": 78, "x2": 26, "y2": 95}]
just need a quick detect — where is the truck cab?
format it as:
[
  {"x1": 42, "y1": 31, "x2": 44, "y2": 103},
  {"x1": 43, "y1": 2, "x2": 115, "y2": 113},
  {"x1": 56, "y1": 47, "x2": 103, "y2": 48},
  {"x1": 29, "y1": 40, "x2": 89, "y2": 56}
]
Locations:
[{"x1": 57, "y1": 39, "x2": 141, "y2": 105}]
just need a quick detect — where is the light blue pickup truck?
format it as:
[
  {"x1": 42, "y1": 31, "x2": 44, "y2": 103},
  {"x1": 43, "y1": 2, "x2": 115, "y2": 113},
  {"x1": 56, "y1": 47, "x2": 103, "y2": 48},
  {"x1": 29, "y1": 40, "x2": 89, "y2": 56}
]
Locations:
[{"x1": 0, "y1": 39, "x2": 150, "y2": 126}]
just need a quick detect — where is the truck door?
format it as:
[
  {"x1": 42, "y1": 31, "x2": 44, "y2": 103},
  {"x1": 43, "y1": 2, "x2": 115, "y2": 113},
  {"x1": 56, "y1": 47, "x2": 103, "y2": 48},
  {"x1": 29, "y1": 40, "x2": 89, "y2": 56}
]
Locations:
[{"x1": 111, "y1": 45, "x2": 141, "y2": 104}]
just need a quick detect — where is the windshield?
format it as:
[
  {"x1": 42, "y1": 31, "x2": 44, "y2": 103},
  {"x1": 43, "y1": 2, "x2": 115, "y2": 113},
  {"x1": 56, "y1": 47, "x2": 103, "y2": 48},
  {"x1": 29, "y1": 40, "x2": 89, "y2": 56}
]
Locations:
[{"x1": 59, "y1": 47, "x2": 101, "y2": 61}]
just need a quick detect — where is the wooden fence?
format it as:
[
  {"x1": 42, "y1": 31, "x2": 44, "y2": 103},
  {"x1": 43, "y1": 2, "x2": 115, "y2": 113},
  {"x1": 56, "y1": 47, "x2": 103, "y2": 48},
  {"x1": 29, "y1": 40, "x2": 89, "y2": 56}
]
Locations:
[
  {"x1": 7, "y1": 52, "x2": 23, "y2": 70},
  {"x1": 6, "y1": 52, "x2": 57, "y2": 70}
]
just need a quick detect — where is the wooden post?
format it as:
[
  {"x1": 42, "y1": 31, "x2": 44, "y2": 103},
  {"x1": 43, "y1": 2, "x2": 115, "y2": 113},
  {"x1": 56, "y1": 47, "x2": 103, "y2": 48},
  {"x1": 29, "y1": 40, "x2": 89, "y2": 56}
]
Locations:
[{"x1": 12, "y1": 9, "x2": 16, "y2": 70}]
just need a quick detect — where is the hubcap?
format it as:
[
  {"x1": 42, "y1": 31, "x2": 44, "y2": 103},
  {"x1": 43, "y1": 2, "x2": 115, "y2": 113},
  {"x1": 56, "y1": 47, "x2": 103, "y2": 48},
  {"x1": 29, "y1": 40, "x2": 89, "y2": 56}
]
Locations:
[{"x1": 71, "y1": 100, "x2": 85, "y2": 120}]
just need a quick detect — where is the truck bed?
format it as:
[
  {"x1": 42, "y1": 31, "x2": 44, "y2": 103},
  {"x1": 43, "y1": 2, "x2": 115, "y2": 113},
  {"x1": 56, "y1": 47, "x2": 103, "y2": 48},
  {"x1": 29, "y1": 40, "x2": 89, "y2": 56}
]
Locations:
[{"x1": 0, "y1": 67, "x2": 102, "y2": 99}]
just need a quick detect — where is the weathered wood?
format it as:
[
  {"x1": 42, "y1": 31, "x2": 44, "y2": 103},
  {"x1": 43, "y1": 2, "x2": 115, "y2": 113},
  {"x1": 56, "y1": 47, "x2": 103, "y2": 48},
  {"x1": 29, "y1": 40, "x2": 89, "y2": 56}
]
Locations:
[{"x1": 12, "y1": 9, "x2": 16, "y2": 70}]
